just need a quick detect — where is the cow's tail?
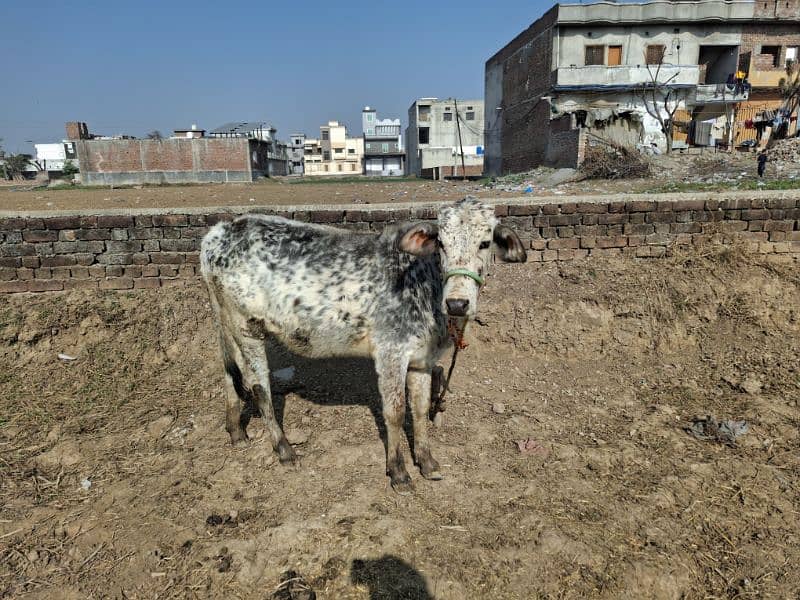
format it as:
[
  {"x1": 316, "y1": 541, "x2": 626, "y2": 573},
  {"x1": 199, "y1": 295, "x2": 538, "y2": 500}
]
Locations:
[{"x1": 204, "y1": 275, "x2": 249, "y2": 402}]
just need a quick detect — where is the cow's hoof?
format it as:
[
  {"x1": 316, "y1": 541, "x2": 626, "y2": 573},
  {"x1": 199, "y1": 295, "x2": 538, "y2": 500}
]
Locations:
[
  {"x1": 228, "y1": 430, "x2": 249, "y2": 447},
  {"x1": 390, "y1": 478, "x2": 414, "y2": 495},
  {"x1": 277, "y1": 440, "x2": 300, "y2": 466},
  {"x1": 422, "y1": 469, "x2": 443, "y2": 481},
  {"x1": 432, "y1": 412, "x2": 445, "y2": 428}
]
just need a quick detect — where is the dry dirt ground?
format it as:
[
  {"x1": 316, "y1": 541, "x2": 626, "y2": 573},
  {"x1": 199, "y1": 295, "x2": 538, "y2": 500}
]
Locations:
[
  {"x1": 0, "y1": 179, "x2": 508, "y2": 213},
  {"x1": 1, "y1": 246, "x2": 799, "y2": 599}
]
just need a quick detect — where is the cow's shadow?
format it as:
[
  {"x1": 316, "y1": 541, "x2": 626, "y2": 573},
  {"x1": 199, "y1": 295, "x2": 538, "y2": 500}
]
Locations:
[{"x1": 239, "y1": 335, "x2": 408, "y2": 449}]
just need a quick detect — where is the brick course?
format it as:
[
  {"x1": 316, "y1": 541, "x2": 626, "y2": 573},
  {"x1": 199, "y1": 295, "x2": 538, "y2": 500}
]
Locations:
[{"x1": 0, "y1": 192, "x2": 798, "y2": 293}]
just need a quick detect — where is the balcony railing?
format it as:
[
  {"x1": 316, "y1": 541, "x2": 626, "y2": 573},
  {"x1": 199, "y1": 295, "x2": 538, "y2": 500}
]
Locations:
[
  {"x1": 694, "y1": 83, "x2": 750, "y2": 104},
  {"x1": 555, "y1": 65, "x2": 699, "y2": 88}
]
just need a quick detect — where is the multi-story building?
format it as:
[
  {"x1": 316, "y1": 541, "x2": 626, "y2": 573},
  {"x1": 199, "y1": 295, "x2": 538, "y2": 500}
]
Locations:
[
  {"x1": 405, "y1": 98, "x2": 485, "y2": 179},
  {"x1": 288, "y1": 134, "x2": 305, "y2": 175},
  {"x1": 303, "y1": 121, "x2": 364, "y2": 176},
  {"x1": 484, "y1": 0, "x2": 800, "y2": 175},
  {"x1": 362, "y1": 106, "x2": 405, "y2": 176}
]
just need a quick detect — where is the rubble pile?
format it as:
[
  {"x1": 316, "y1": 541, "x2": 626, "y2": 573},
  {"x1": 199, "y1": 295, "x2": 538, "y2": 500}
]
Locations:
[
  {"x1": 579, "y1": 142, "x2": 652, "y2": 180},
  {"x1": 769, "y1": 136, "x2": 800, "y2": 163}
]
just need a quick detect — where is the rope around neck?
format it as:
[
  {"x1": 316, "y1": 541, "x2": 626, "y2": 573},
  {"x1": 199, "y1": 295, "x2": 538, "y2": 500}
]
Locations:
[{"x1": 445, "y1": 268, "x2": 485, "y2": 287}]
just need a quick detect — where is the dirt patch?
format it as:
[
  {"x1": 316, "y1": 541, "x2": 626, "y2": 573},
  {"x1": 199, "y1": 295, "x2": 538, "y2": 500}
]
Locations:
[
  {"x1": 0, "y1": 178, "x2": 509, "y2": 213},
  {"x1": 1, "y1": 246, "x2": 799, "y2": 598}
]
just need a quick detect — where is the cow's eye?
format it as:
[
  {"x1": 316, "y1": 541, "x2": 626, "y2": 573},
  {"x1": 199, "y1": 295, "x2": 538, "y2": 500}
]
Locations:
[{"x1": 479, "y1": 240, "x2": 491, "y2": 250}]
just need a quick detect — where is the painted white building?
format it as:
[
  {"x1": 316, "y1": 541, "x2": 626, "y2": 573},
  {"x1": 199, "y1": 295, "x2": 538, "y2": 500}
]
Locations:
[
  {"x1": 362, "y1": 107, "x2": 405, "y2": 176},
  {"x1": 34, "y1": 141, "x2": 79, "y2": 173}
]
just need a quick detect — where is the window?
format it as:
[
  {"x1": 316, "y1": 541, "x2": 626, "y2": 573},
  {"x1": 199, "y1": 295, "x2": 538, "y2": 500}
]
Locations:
[
  {"x1": 322, "y1": 131, "x2": 329, "y2": 140},
  {"x1": 323, "y1": 151, "x2": 330, "y2": 160},
  {"x1": 585, "y1": 45, "x2": 604, "y2": 65},
  {"x1": 646, "y1": 45, "x2": 665, "y2": 65},
  {"x1": 759, "y1": 46, "x2": 780, "y2": 67},
  {"x1": 419, "y1": 105, "x2": 430, "y2": 122},
  {"x1": 381, "y1": 143, "x2": 389, "y2": 152},
  {"x1": 348, "y1": 148, "x2": 355, "y2": 154},
  {"x1": 338, "y1": 164, "x2": 343, "y2": 172},
  {"x1": 418, "y1": 127, "x2": 430, "y2": 144},
  {"x1": 366, "y1": 128, "x2": 374, "y2": 135},
  {"x1": 335, "y1": 148, "x2": 343, "y2": 154},
  {"x1": 443, "y1": 112, "x2": 453, "y2": 122},
  {"x1": 608, "y1": 45, "x2": 622, "y2": 66},
  {"x1": 367, "y1": 113, "x2": 374, "y2": 122},
  {"x1": 785, "y1": 46, "x2": 798, "y2": 65},
  {"x1": 466, "y1": 111, "x2": 475, "y2": 121}
]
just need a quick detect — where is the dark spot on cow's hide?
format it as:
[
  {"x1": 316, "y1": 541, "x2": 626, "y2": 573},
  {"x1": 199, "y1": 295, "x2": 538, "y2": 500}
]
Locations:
[{"x1": 291, "y1": 329, "x2": 312, "y2": 349}]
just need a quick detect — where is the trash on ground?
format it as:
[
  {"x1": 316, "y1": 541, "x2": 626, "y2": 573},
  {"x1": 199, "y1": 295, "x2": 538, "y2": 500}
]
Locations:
[
  {"x1": 516, "y1": 438, "x2": 549, "y2": 457},
  {"x1": 58, "y1": 353, "x2": 77, "y2": 361},
  {"x1": 272, "y1": 569, "x2": 316, "y2": 600},
  {"x1": 687, "y1": 416, "x2": 749, "y2": 446},
  {"x1": 273, "y1": 366, "x2": 296, "y2": 382}
]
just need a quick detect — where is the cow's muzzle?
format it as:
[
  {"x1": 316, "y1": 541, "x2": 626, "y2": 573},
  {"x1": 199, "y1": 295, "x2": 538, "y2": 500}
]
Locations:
[{"x1": 445, "y1": 298, "x2": 469, "y2": 317}]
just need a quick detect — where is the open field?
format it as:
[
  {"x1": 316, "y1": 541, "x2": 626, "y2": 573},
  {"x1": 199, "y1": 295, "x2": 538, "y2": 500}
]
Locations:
[
  {"x1": 1, "y1": 146, "x2": 799, "y2": 214},
  {"x1": 1, "y1": 246, "x2": 799, "y2": 599}
]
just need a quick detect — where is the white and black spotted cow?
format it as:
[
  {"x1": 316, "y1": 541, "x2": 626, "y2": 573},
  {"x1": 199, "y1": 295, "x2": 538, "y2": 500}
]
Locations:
[{"x1": 199, "y1": 197, "x2": 527, "y2": 492}]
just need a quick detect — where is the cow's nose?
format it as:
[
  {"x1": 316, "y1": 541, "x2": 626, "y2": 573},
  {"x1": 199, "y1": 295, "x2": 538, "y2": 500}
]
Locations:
[{"x1": 446, "y1": 298, "x2": 469, "y2": 316}]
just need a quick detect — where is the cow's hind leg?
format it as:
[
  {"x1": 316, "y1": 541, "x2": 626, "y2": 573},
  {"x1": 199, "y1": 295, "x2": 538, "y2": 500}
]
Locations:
[
  {"x1": 375, "y1": 352, "x2": 413, "y2": 493},
  {"x1": 221, "y1": 338, "x2": 250, "y2": 446},
  {"x1": 407, "y1": 368, "x2": 442, "y2": 480},
  {"x1": 237, "y1": 334, "x2": 298, "y2": 465}
]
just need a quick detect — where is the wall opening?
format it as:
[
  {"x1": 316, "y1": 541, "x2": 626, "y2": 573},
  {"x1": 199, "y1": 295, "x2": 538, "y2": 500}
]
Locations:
[{"x1": 418, "y1": 127, "x2": 430, "y2": 144}]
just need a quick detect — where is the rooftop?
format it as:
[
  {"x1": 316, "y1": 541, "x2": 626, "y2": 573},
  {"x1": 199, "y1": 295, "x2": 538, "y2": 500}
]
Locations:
[{"x1": 555, "y1": 0, "x2": 792, "y2": 24}]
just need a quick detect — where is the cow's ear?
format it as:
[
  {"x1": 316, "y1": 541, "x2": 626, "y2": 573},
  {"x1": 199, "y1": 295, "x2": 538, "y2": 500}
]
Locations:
[
  {"x1": 397, "y1": 222, "x2": 439, "y2": 256},
  {"x1": 493, "y1": 225, "x2": 528, "y2": 263}
]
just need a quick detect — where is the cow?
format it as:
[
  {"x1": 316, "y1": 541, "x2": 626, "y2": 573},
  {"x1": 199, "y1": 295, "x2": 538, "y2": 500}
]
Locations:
[{"x1": 199, "y1": 197, "x2": 527, "y2": 493}]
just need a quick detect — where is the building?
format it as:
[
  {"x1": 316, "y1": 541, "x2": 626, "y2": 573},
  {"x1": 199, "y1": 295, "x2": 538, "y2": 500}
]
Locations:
[
  {"x1": 362, "y1": 107, "x2": 405, "y2": 176},
  {"x1": 34, "y1": 141, "x2": 79, "y2": 175},
  {"x1": 70, "y1": 122, "x2": 289, "y2": 186},
  {"x1": 303, "y1": 121, "x2": 364, "y2": 176},
  {"x1": 288, "y1": 134, "x2": 306, "y2": 175},
  {"x1": 172, "y1": 125, "x2": 205, "y2": 139},
  {"x1": 405, "y1": 98, "x2": 485, "y2": 179},
  {"x1": 484, "y1": 0, "x2": 800, "y2": 175}
]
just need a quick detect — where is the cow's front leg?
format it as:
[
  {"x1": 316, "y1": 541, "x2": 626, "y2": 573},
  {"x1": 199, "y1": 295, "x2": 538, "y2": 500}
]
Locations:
[
  {"x1": 375, "y1": 353, "x2": 413, "y2": 494},
  {"x1": 407, "y1": 368, "x2": 442, "y2": 480}
]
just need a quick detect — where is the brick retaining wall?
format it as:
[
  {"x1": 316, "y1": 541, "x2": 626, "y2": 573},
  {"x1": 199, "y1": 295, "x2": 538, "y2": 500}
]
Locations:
[{"x1": 1, "y1": 191, "x2": 798, "y2": 294}]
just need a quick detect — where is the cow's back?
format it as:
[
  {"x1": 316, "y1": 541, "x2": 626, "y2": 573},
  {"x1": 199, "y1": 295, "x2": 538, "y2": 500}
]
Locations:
[{"x1": 201, "y1": 215, "x2": 391, "y2": 357}]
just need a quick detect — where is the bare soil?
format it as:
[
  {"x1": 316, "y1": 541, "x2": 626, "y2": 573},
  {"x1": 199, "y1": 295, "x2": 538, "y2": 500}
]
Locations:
[
  {"x1": 1, "y1": 246, "x2": 799, "y2": 599},
  {"x1": 0, "y1": 179, "x2": 509, "y2": 213}
]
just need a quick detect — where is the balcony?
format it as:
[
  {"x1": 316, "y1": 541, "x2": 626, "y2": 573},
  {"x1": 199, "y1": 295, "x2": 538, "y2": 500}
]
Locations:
[
  {"x1": 555, "y1": 65, "x2": 699, "y2": 89},
  {"x1": 694, "y1": 83, "x2": 750, "y2": 104}
]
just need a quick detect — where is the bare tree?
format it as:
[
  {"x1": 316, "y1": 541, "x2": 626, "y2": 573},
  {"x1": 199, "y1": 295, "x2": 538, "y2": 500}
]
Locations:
[
  {"x1": 634, "y1": 47, "x2": 687, "y2": 154},
  {"x1": 146, "y1": 130, "x2": 164, "y2": 140},
  {"x1": 778, "y1": 59, "x2": 800, "y2": 137}
]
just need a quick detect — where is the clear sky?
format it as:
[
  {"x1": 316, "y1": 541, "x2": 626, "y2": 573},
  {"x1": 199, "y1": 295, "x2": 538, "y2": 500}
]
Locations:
[{"x1": 0, "y1": 0, "x2": 554, "y2": 155}]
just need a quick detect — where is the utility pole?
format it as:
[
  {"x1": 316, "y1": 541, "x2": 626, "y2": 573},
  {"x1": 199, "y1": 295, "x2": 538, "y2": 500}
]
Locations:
[{"x1": 453, "y1": 98, "x2": 467, "y2": 181}]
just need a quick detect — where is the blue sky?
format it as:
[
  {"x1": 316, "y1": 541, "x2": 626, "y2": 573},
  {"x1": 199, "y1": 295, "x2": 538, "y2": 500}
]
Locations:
[{"x1": 0, "y1": 0, "x2": 554, "y2": 154}]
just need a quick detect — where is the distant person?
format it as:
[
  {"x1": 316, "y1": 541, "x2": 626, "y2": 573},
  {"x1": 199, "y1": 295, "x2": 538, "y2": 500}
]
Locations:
[{"x1": 757, "y1": 150, "x2": 768, "y2": 178}]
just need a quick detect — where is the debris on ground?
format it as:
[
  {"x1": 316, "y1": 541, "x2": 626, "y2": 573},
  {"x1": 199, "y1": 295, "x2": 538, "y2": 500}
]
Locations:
[
  {"x1": 516, "y1": 438, "x2": 550, "y2": 457},
  {"x1": 579, "y1": 142, "x2": 652, "y2": 180},
  {"x1": 492, "y1": 402, "x2": 506, "y2": 414},
  {"x1": 272, "y1": 570, "x2": 316, "y2": 600},
  {"x1": 686, "y1": 416, "x2": 749, "y2": 446}
]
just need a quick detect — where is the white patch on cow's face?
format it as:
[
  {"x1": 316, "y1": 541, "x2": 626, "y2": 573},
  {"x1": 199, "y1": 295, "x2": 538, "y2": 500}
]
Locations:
[{"x1": 437, "y1": 198, "x2": 497, "y2": 319}]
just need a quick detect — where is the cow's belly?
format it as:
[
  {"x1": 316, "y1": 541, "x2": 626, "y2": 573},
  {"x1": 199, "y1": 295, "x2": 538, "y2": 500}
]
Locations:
[{"x1": 237, "y1": 281, "x2": 375, "y2": 359}]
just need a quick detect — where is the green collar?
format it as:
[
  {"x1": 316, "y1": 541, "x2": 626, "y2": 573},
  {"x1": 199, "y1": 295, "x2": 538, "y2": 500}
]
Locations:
[{"x1": 445, "y1": 268, "x2": 485, "y2": 286}]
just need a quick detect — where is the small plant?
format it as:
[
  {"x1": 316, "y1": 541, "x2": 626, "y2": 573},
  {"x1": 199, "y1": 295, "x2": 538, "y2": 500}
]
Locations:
[{"x1": 61, "y1": 159, "x2": 79, "y2": 179}]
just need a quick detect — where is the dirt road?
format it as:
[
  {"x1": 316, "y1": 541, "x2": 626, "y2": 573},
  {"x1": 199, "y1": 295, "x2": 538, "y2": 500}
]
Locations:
[{"x1": 1, "y1": 246, "x2": 799, "y2": 598}]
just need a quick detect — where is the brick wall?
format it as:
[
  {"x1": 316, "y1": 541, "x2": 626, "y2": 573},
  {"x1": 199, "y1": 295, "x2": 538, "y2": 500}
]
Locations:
[
  {"x1": 485, "y1": 8, "x2": 558, "y2": 175},
  {"x1": 1, "y1": 192, "x2": 798, "y2": 293},
  {"x1": 75, "y1": 138, "x2": 255, "y2": 186}
]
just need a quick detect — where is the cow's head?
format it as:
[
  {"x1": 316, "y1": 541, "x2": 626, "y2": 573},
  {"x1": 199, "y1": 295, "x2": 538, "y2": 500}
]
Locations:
[{"x1": 398, "y1": 197, "x2": 527, "y2": 319}]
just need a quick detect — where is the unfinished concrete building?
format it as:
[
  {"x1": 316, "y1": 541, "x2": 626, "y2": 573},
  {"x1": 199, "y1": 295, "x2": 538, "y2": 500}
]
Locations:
[
  {"x1": 485, "y1": 0, "x2": 800, "y2": 175},
  {"x1": 405, "y1": 98, "x2": 484, "y2": 179}
]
